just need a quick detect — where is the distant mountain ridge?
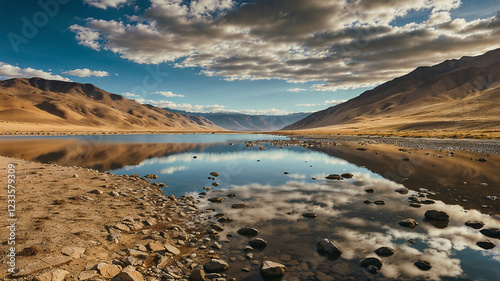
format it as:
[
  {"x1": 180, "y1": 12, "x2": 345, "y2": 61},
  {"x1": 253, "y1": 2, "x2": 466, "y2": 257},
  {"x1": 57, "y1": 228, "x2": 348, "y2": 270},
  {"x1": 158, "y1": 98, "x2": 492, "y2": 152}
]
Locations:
[
  {"x1": 0, "y1": 77, "x2": 220, "y2": 132},
  {"x1": 165, "y1": 109, "x2": 310, "y2": 131},
  {"x1": 284, "y1": 48, "x2": 500, "y2": 134}
]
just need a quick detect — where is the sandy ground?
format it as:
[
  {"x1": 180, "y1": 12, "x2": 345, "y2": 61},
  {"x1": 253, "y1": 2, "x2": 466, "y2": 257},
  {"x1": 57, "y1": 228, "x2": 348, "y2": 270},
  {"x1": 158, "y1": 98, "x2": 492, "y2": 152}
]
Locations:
[{"x1": 0, "y1": 156, "x2": 220, "y2": 280}]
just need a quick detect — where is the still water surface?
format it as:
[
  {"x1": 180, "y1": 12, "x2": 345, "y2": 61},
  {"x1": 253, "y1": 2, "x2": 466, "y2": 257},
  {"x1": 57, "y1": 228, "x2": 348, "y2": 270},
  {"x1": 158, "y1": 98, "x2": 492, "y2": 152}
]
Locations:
[{"x1": 0, "y1": 134, "x2": 499, "y2": 280}]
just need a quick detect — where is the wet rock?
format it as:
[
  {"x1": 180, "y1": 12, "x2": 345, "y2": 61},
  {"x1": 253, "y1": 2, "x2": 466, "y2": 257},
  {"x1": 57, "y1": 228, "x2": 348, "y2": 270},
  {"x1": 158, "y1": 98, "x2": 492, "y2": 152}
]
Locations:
[
  {"x1": 190, "y1": 266, "x2": 207, "y2": 281},
  {"x1": 375, "y1": 247, "x2": 395, "y2": 257},
  {"x1": 249, "y1": 238, "x2": 268, "y2": 249},
  {"x1": 227, "y1": 193, "x2": 237, "y2": 198},
  {"x1": 366, "y1": 265, "x2": 379, "y2": 274},
  {"x1": 341, "y1": 173, "x2": 353, "y2": 179},
  {"x1": 231, "y1": 203, "x2": 247, "y2": 209},
  {"x1": 212, "y1": 242, "x2": 222, "y2": 250},
  {"x1": 365, "y1": 189, "x2": 375, "y2": 193},
  {"x1": 203, "y1": 259, "x2": 230, "y2": 273},
  {"x1": 360, "y1": 257, "x2": 382, "y2": 271},
  {"x1": 212, "y1": 182, "x2": 220, "y2": 187},
  {"x1": 237, "y1": 227, "x2": 259, "y2": 236},
  {"x1": 414, "y1": 260, "x2": 432, "y2": 271},
  {"x1": 144, "y1": 174, "x2": 158, "y2": 179},
  {"x1": 465, "y1": 220, "x2": 485, "y2": 229},
  {"x1": 402, "y1": 157, "x2": 410, "y2": 162},
  {"x1": 218, "y1": 217, "x2": 233, "y2": 223},
  {"x1": 477, "y1": 240, "x2": 496, "y2": 250},
  {"x1": 260, "y1": 261, "x2": 287, "y2": 280},
  {"x1": 480, "y1": 228, "x2": 500, "y2": 239},
  {"x1": 408, "y1": 196, "x2": 421, "y2": 203},
  {"x1": 356, "y1": 148, "x2": 367, "y2": 151},
  {"x1": 395, "y1": 188, "x2": 409, "y2": 194},
  {"x1": 424, "y1": 210, "x2": 449, "y2": 221},
  {"x1": 302, "y1": 212, "x2": 317, "y2": 218},
  {"x1": 478, "y1": 158, "x2": 488, "y2": 162},
  {"x1": 210, "y1": 224, "x2": 225, "y2": 231},
  {"x1": 317, "y1": 238, "x2": 342, "y2": 259},
  {"x1": 363, "y1": 200, "x2": 372, "y2": 204},
  {"x1": 325, "y1": 174, "x2": 342, "y2": 180},
  {"x1": 208, "y1": 197, "x2": 223, "y2": 203},
  {"x1": 210, "y1": 172, "x2": 220, "y2": 177},
  {"x1": 283, "y1": 172, "x2": 289, "y2": 174},
  {"x1": 409, "y1": 203, "x2": 422, "y2": 208},
  {"x1": 373, "y1": 200, "x2": 385, "y2": 205},
  {"x1": 315, "y1": 272, "x2": 334, "y2": 281},
  {"x1": 246, "y1": 253, "x2": 254, "y2": 259},
  {"x1": 421, "y1": 199, "x2": 435, "y2": 205},
  {"x1": 203, "y1": 187, "x2": 212, "y2": 191},
  {"x1": 399, "y1": 218, "x2": 418, "y2": 228}
]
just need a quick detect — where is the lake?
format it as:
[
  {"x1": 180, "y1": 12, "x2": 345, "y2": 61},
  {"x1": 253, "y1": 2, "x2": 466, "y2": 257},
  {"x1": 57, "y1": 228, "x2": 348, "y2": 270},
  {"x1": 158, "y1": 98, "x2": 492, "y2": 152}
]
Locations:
[{"x1": 1, "y1": 134, "x2": 499, "y2": 280}]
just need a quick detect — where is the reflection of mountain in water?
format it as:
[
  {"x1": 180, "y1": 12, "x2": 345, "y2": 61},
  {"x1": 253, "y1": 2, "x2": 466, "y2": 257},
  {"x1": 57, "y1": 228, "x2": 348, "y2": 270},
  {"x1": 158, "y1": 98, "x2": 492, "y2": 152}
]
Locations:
[
  {"x1": 309, "y1": 142, "x2": 500, "y2": 212},
  {"x1": 0, "y1": 139, "x2": 209, "y2": 171}
]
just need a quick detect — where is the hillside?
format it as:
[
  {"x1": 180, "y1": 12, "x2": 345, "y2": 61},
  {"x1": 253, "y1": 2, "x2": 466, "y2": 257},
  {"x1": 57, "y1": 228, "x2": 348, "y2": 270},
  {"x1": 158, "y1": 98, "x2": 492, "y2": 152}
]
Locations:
[
  {"x1": 0, "y1": 77, "x2": 221, "y2": 133},
  {"x1": 284, "y1": 48, "x2": 500, "y2": 137},
  {"x1": 166, "y1": 110, "x2": 310, "y2": 131}
]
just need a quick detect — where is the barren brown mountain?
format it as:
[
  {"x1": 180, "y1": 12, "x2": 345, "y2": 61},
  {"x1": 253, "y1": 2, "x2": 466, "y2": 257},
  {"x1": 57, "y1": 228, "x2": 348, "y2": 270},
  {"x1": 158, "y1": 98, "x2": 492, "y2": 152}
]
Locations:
[
  {"x1": 284, "y1": 48, "x2": 500, "y2": 137},
  {"x1": 0, "y1": 77, "x2": 221, "y2": 133}
]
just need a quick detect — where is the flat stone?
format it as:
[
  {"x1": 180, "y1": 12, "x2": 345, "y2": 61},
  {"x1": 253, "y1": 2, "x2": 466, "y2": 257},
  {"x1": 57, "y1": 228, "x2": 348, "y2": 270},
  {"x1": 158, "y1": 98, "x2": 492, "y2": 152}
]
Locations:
[
  {"x1": 114, "y1": 223, "x2": 130, "y2": 231},
  {"x1": 208, "y1": 197, "x2": 223, "y2": 203},
  {"x1": 302, "y1": 212, "x2": 317, "y2": 218},
  {"x1": 395, "y1": 188, "x2": 409, "y2": 194},
  {"x1": 249, "y1": 238, "x2": 268, "y2": 249},
  {"x1": 360, "y1": 257, "x2": 382, "y2": 270},
  {"x1": 128, "y1": 249, "x2": 148, "y2": 258},
  {"x1": 78, "y1": 270, "x2": 98, "y2": 280},
  {"x1": 373, "y1": 200, "x2": 385, "y2": 205},
  {"x1": 375, "y1": 247, "x2": 395, "y2": 257},
  {"x1": 210, "y1": 224, "x2": 225, "y2": 231},
  {"x1": 13, "y1": 256, "x2": 73, "y2": 277},
  {"x1": 190, "y1": 266, "x2": 207, "y2": 281},
  {"x1": 477, "y1": 240, "x2": 496, "y2": 250},
  {"x1": 203, "y1": 259, "x2": 230, "y2": 273},
  {"x1": 316, "y1": 271, "x2": 334, "y2": 281},
  {"x1": 341, "y1": 173, "x2": 353, "y2": 179},
  {"x1": 61, "y1": 246, "x2": 85, "y2": 259},
  {"x1": 260, "y1": 260, "x2": 287, "y2": 279},
  {"x1": 424, "y1": 210, "x2": 449, "y2": 221},
  {"x1": 147, "y1": 241, "x2": 165, "y2": 252},
  {"x1": 399, "y1": 218, "x2": 418, "y2": 228},
  {"x1": 164, "y1": 243, "x2": 181, "y2": 255},
  {"x1": 231, "y1": 203, "x2": 247, "y2": 209},
  {"x1": 97, "y1": 263, "x2": 122, "y2": 278},
  {"x1": 325, "y1": 174, "x2": 341, "y2": 180},
  {"x1": 34, "y1": 269, "x2": 69, "y2": 281},
  {"x1": 156, "y1": 256, "x2": 169, "y2": 269},
  {"x1": 210, "y1": 172, "x2": 220, "y2": 177},
  {"x1": 116, "y1": 267, "x2": 144, "y2": 281}
]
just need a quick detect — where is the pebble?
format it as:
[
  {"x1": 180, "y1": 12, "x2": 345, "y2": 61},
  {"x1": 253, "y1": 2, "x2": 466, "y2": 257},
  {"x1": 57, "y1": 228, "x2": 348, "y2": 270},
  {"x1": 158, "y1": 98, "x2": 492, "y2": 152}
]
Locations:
[
  {"x1": 237, "y1": 227, "x2": 259, "y2": 236},
  {"x1": 414, "y1": 260, "x2": 432, "y2": 271}
]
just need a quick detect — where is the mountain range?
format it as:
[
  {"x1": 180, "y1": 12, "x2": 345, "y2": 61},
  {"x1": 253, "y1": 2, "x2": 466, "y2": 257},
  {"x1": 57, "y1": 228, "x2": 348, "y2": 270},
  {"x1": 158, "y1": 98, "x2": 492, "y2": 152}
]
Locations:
[
  {"x1": 0, "y1": 78, "x2": 220, "y2": 133},
  {"x1": 284, "y1": 48, "x2": 500, "y2": 136},
  {"x1": 165, "y1": 110, "x2": 310, "y2": 131}
]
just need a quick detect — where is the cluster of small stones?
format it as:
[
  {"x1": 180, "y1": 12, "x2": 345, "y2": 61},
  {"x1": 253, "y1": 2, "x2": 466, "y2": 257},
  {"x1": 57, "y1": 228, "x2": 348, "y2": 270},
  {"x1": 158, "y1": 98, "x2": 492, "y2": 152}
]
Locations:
[{"x1": 244, "y1": 139, "x2": 340, "y2": 149}]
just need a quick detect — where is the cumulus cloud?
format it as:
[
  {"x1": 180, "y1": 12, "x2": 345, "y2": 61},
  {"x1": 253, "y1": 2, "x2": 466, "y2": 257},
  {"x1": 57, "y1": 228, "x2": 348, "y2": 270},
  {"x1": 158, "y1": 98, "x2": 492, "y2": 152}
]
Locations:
[
  {"x1": 135, "y1": 97, "x2": 289, "y2": 115},
  {"x1": 0, "y1": 61, "x2": 70, "y2": 81},
  {"x1": 153, "y1": 91, "x2": 184, "y2": 98},
  {"x1": 62, "y1": 68, "x2": 109, "y2": 77},
  {"x1": 122, "y1": 92, "x2": 141, "y2": 98},
  {"x1": 71, "y1": 0, "x2": 500, "y2": 91},
  {"x1": 287, "y1": 88, "x2": 308, "y2": 92},
  {"x1": 84, "y1": 0, "x2": 129, "y2": 9},
  {"x1": 296, "y1": 99, "x2": 347, "y2": 107}
]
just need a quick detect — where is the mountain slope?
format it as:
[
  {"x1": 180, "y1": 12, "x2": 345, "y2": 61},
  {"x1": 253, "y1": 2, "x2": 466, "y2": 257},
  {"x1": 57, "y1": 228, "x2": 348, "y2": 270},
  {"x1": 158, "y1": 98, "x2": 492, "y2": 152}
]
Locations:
[
  {"x1": 284, "y1": 48, "x2": 500, "y2": 136},
  {"x1": 166, "y1": 109, "x2": 310, "y2": 131},
  {"x1": 0, "y1": 77, "x2": 221, "y2": 133}
]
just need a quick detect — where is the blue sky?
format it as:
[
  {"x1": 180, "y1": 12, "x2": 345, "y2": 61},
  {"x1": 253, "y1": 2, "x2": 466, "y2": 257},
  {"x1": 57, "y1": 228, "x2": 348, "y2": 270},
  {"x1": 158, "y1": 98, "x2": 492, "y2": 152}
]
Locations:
[{"x1": 1, "y1": 0, "x2": 499, "y2": 115}]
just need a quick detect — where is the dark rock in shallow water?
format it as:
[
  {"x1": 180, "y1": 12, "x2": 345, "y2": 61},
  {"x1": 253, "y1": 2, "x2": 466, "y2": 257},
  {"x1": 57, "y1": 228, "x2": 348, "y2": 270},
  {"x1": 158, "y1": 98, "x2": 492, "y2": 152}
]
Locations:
[
  {"x1": 249, "y1": 238, "x2": 268, "y2": 249},
  {"x1": 237, "y1": 227, "x2": 259, "y2": 236},
  {"x1": 409, "y1": 203, "x2": 422, "y2": 208},
  {"x1": 325, "y1": 174, "x2": 342, "y2": 180},
  {"x1": 375, "y1": 247, "x2": 395, "y2": 257},
  {"x1": 363, "y1": 200, "x2": 372, "y2": 204},
  {"x1": 477, "y1": 240, "x2": 496, "y2": 249},
  {"x1": 208, "y1": 197, "x2": 223, "y2": 203},
  {"x1": 414, "y1": 260, "x2": 432, "y2": 271},
  {"x1": 212, "y1": 182, "x2": 220, "y2": 187},
  {"x1": 341, "y1": 173, "x2": 353, "y2": 179},
  {"x1": 360, "y1": 257, "x2": 382, "y2": 270},
  {"x1": 227, "y1": 193, "x2": 237, "y2": 198},
  {"x1": 465, "y1": 220, "x2": 485, "y2": 229},
  {"x1": 203, "y1": 259, "x2": 229, "y2": 273},
  {"x1": 210, "y1": 172, "x2": 220, "y2": 177},
  {"x1": 424, "y1": 210, "x2": 449, "y2": 221},
  {"x1": 373, "y1": 200, "x2": 386, "y2": 205},
  {"x1": 231, "y1": 203, "x2": 247, "y2": 209},
  {"x1": 218, "y1": 217, "x2": 233, "y2": 223},
  {"x1": 302, "y1": 213, "x2": 317, "y2": 218},
  {"x1": 480, "y1": 228, "x2": 500, "y2": 239},
  {"x1": 395, "y1": 188, "x2": 409, "y2": 194},
  {"x1": 399, "y1": 218, "x2": 418, "y2": 228},
  {"x1": 365, "y1": 188, "x2": 375, "y2": 193},
  {"x1": 366, "y1": 265, "x2": 379, "y2": 274},
  {"x1": 317, "y1": 238, "x2": 342, "y2": 259},
  {"x1": 356, "y1": 147, "x2": 367, "y2": 151},
  {"x1": 421, "y1": 199, "x2": 435, "y2": 205},
  {"x1": 260, "y1": 261, "x2": 286, "y2": 280}
]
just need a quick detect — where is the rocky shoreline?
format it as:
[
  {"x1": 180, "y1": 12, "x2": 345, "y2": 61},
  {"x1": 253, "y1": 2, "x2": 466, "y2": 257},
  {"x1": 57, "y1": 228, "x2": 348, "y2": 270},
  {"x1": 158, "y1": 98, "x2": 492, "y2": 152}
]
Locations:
[{"x1": 0, "y1": 156, "x2": 249, "y2": 281}]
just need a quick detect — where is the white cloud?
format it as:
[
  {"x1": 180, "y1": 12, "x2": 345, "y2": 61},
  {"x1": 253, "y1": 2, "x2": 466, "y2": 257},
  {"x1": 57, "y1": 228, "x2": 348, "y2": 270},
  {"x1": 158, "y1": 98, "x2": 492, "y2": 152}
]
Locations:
[
  {"x1": 0, "y1": 61, "x2": 70, "y2": 81},
  {"x1": 153, "y1": 91, "x2": 184, "y2": 98},
  {"x1": 135, "y1": 98, "x2": 290, "y2": 115},
  {"x1": 122, "y1": 92, "x2": 141, "y2": 98},
  {"x1": 71, "y1": 0, "x2": 500, "y2": 91},
  {"x1": 62, "y1": 68, "x2": 109, "y2": 77},
  {"x1": 296, "y1": 99, "x2": 347, "y2": 107},
  {"x1": 84, "y1": 0, "x2": 129, "y2": 9},
  {"x1": 287, "y1": 88, "x2": 308, "y2": 92}
]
